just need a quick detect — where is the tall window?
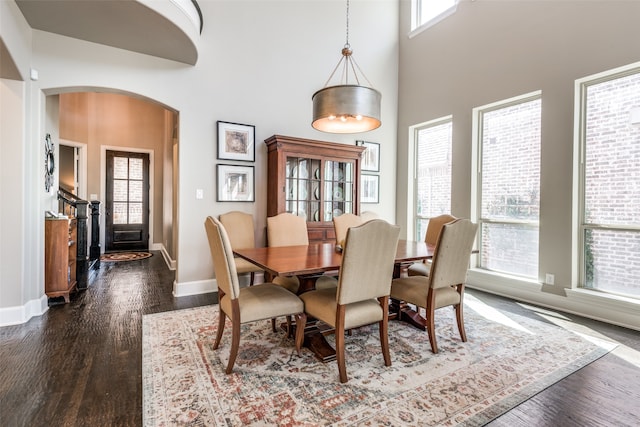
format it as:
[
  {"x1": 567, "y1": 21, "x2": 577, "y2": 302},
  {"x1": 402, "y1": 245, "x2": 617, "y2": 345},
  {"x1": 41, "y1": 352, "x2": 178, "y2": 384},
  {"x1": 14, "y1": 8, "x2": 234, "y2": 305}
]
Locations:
[
  {"x1": 414, "y1": 117, "x2": 452, "y2": 241},
  {"x1": 476, "y1": 93, "x2": 541, "y2": 278},
  {"x1": 411, "y1": 0, "x2": 458, "y2": 32},
  {"x1": 579, "y1": 64, "x2": 640, "y2": 298}
]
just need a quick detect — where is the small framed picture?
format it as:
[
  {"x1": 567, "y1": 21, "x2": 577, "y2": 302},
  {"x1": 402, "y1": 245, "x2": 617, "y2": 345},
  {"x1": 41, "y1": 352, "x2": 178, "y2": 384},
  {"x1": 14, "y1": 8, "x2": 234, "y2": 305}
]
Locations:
[
  {"x1": 217, "y1": 121, "x2": 255, "y2": 162},
  {"x1": 361, "y1": 174, "x2": 379, "y2": 204},
  {"x1": 357, "y1": 140, "x2": 380, "y2": 172},
  {"x1": 217, "y1": 164, "x2": 255, "y2": 202}
]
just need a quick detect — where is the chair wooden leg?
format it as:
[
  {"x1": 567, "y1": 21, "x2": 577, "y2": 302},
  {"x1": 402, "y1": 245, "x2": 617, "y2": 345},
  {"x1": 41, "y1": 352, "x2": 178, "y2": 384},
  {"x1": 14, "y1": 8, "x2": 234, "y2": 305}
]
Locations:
[
  {"x1": 224, "y1": 300, "x2": 242, "y2": 374},
  {"x1": 271, "y1": 318, "x2": 277, "y2": 332},
  {"x1": 226, "y1": 320, "x2": 241, "y2": 374},
  {"x1": 213, "y1": 309, "x2": 226, "y2": 350},
  {"x1": 379, "y1": 296, "x2": 391, "y2": 367},
  {"x1": 456, "y1": 284, "x2": 467, "y2": 342},
  {"x1": 294, "y1": 313, "x2": 306, "y2": 355},
  {"x1": 336, "y1": 305, "x2": 348, "y2": 383},
  {"x1": 426, "y1": 306, "x2": 438, "y2": 354},
  {"x1": 286, "y1": 315, "x2": 292, "y2": 337},
  {"x1": 249, "y1": 272, "x2": 255, "y2": 286},
  {"x1": 455, "y1": 304, "x2": 467, "y2": 342}
]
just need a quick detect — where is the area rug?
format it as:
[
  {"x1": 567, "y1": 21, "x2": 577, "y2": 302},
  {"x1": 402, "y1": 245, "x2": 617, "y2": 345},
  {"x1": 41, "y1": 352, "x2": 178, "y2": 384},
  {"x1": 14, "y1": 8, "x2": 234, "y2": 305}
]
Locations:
[
  {"x1": 100, "y1": 252, "x2": 152, "y2": 262},
  {"x1": 142, "y1": 297, "x2": 616, "y2": 426}
]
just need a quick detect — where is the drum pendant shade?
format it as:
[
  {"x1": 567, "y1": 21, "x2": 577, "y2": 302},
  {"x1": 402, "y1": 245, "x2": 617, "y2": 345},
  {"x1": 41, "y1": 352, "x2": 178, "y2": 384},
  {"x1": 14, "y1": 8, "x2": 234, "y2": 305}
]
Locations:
[{"x1": 311, "y1": 0, "x2": 381, "y2": 134}]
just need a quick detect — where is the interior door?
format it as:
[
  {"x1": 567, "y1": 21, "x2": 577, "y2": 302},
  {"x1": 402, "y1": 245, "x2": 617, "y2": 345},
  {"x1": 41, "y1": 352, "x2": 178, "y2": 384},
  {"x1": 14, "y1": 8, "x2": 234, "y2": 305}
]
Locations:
[{"x1": 105, "y1": 150, "x2": 149, "y2": 252}]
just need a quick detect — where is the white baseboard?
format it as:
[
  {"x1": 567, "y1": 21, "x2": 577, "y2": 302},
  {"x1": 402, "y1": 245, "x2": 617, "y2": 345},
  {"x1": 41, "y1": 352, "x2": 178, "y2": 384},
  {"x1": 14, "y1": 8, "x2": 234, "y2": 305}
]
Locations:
[
  {"x1": 173, "y1": 278, "x2": 216, "y2": 297},
  {"x1": 172, "y1": 272, "x2": 263, "y2": 298},
  {"x1": 153, "y1": 243, "x2": 176, "y2": 270},
  {"x1": 0, "y1": 295, "x2": 49, "y2": 327},
  {"x1": 467, "y1": 269, "x2": 640, "y2": 331}
]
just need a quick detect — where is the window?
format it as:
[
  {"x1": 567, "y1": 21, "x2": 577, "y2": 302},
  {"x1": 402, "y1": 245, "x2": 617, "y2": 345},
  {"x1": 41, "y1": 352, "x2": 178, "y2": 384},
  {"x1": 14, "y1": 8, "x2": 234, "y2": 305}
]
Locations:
[
  {"x1": 578, "y1": 63, "x2": 640, "y2": 298},
  {"x1": 414, "y1": 117, "x2": 452, "y2": 241},
  {"x1": 411, "y1": 0, "x2": 458, "y2": 33},
  {"x1": 475, "y1": 93, "x2": 541, "y2": 278}
]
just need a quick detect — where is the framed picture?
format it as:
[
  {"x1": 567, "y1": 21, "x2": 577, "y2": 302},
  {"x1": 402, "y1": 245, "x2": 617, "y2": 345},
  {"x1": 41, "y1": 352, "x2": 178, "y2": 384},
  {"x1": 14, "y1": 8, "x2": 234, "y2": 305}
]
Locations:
[
  {"x1": 217, "y1": 164, "x2": 255, "y2": 202},
  {"x1": 217, "y1": 121, "x2": 255, "y2": 162},
  {"x1": 357, "y1": 140, "x2": 380, "y2": 172},
  {"x1": 361, "y1": 174, "x2": 379, "y2": 204}
]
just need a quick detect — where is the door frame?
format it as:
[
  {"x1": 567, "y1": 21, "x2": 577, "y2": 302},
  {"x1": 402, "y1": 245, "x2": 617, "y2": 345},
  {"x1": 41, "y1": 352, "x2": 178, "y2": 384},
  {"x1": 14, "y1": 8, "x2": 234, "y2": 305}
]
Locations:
[
  {"x1": 100, "y1": 145, "x2": 154, "y2": 255},
  {"x1": 59, "y1": 139, "x2": 87, "y2": 200}
]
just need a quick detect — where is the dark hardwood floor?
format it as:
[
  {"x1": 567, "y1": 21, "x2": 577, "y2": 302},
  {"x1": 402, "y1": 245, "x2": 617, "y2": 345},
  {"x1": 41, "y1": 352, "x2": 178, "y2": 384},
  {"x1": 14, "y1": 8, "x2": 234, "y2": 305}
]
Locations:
[{"x1": 1, "y1": 252, "x2": 639, "y2": 426}]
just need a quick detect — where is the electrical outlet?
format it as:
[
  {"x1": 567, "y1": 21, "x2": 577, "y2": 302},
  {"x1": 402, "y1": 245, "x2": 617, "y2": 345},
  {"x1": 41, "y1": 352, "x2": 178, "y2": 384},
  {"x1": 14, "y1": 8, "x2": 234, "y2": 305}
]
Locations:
[
  {"x1": 545, "y1": 273, "x2": 555, "y2": 285},
  {"x1": 196, "y1": 189, "x2": 203, "y2": 199}
]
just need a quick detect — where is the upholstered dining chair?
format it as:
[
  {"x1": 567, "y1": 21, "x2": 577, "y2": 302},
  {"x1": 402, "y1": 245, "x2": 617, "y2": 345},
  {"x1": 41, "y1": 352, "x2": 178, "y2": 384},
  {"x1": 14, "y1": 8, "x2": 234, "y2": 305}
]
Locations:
[
  {"x1": 219, "y1": 211, "x2": 263, "y2": 286},
  {"x1": 266, "y1": 212, "x2": 309, "y2": 293},
  {"x1": 359, "y1": 211, "x2": 379, "y2": 223},
  {"x1": 204, "y1": 216, "x2": 306, "y2": 374},
  {"x1": 391, "y1": 218, "x2": 477, "y2": 354},
  {"x1": 407, "y1": 214, "x2": 457, "y2": 277},
  {"x1": 333, "y1": 213, "x2": 363, "y2": 248},
  {"x1": 299, "y1": 219, "x2": 400, "y2": 383}
]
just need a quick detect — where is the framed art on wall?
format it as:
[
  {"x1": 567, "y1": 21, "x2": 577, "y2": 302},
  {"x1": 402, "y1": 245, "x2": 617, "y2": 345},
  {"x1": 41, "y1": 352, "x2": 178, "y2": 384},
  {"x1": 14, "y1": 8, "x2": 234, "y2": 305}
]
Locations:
[
  {"x1": 217, "y1": 121, "x2": 255, "y2": 162},
  {"x1": 361, "y1": 174, "x2": 379, "y2": 204},
  {"x1": 356, "y1": 140, "x2": 380, "y2": 172},
  {"x1": 217, "y1": 164, "x2": 255, "y2": 202}
]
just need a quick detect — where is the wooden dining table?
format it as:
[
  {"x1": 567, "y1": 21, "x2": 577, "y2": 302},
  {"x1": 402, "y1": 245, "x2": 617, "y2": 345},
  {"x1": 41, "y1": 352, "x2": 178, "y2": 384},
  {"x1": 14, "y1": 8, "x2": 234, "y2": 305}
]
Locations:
[{"x1": 234, "y1": 240, "x2": 434, "y2": 361}]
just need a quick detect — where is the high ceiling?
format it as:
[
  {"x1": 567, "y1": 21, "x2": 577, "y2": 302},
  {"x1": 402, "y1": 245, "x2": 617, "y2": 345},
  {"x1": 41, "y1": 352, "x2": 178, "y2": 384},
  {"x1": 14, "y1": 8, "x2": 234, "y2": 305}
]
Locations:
[{"x1": 15, "y1": 0, "x2": 200, "y2": 65}]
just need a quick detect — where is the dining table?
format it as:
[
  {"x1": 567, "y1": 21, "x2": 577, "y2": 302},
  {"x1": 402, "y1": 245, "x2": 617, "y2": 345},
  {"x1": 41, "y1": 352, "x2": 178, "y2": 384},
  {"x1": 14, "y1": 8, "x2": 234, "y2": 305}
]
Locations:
[{"x1": 234, "y1": 240, "x2": 434, "y2": 361}]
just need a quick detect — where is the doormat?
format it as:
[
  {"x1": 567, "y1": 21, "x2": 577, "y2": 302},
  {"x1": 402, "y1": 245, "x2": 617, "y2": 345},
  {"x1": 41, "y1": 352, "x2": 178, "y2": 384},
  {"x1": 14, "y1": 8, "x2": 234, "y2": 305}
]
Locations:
[{"x1": 100, "y1": 252, "x2": 153, "y2": 262}]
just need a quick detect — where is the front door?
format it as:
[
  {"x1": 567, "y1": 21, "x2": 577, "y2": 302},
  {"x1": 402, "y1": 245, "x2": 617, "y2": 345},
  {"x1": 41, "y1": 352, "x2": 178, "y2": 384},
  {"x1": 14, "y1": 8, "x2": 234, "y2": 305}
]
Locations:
[{"x1": 105, "y1": 150, "x2": 150, "y2": 252}]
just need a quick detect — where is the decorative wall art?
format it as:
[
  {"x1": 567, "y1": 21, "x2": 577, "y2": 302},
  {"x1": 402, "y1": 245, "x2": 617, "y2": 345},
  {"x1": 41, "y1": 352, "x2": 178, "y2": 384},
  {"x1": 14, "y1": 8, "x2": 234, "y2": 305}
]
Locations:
[
  {"x1": 361, "y1": 174, "x2": 379, "y2": 204},
  {"x1": 217, "y1": 164, "x2": 255, "y2": 202},
  {"x1": 217, "y1": 121, "x2": 255, "y2": 162},
  {"x1": 356, "y1": 140, "x2": 380, "y2": 172},
  {"x1": 44, "y1": 133, "x2": 55, "y2": 192}
]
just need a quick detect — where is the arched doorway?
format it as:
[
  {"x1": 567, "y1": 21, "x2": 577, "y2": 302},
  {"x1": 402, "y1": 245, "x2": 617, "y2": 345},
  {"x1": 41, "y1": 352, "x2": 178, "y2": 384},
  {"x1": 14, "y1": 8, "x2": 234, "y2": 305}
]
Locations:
[{"x1": 49, "y1": 89, "x2": 179, "y2": 268}]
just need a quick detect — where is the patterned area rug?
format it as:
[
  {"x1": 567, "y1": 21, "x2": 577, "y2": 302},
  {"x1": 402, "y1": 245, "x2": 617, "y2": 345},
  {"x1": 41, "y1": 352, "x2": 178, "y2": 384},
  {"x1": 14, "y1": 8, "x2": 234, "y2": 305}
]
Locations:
[
  {"x1": 100, "y1": 252, "x2": 152, "y2": 262},
  {"x1": 142, "y1": 296, "x2": 616, "y2": 426}
]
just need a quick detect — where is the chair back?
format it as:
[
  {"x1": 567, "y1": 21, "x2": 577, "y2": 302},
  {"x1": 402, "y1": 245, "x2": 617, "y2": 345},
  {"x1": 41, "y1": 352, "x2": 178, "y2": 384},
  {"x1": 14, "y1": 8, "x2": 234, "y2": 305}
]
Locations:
[
  {"x1": 219, "y1": 211, "x2": 255, "y2": 250},
  {"x1": 267, "y1": 212, "x2": 309, "y2": 246},
  {"x1": 337, "y1": 219, "x2": 400, "y2": 305},
  {"x1": 429, "y1": 218, "x2": 477, "y2": 290},
  {"x1": 333, "y1": 213, "x2": 363, "y2": 247},
  {"x1": 425, "y1": 214, "x2": 457, "y2": 245},
  {"x1": 204, "y1": 216, "x2": 240, "y2": 300},
  {"x1": 360, "y1": 211, "x2": 379, "y2": 223}
]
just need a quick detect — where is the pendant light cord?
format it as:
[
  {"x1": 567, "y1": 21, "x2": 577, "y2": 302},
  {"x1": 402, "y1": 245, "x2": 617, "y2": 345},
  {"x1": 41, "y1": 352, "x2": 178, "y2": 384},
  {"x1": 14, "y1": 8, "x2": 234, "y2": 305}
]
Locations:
[
  {"x1": 321, "y1": 0, "x2": 374, "y2": 89},
  {"x1": 345, "y1": 0, "x2": 350, "y2": 49}
]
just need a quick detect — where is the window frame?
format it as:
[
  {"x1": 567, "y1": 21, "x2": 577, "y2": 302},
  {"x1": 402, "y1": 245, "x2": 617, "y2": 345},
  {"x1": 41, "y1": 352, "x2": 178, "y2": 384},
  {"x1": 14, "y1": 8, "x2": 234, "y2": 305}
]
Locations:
[
  {"x1": 472, "y1": 91, "x2": 542, "y2": 278},
  {"x1": 410, "y1": 0, "x2": 459, "y2": 38},
  {"x1": 412, "y1": 115, "x2": 453, "y2": 241},
  {"x1": 576, "y1": 61, "x2": 640, "y2": 296}
]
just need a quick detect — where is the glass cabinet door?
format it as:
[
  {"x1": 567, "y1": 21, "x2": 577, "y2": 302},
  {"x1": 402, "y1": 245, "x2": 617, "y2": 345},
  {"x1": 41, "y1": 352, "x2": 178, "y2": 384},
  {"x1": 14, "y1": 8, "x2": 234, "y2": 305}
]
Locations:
[
  {"x1": 285, "y1": 156, "x2": 355, "y2": 222},
  {"x1": 324, "y1": 160, "x2": 354, "y2": 222},
  {"x1": 285, "y1": 157, "x2": 321, "y2": 222}
]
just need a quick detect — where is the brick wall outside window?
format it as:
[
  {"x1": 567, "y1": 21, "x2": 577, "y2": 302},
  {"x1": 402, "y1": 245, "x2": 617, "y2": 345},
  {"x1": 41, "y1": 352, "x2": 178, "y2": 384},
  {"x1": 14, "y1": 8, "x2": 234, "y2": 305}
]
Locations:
[
  {"x1": 480, "y1": 98, "x2": 541, "y2": 278},
  {"x1": 583, "y1": 72, "x2": 640, "y2": 297},
  {"x1": 415, "y1": 121, "x2": 452, "y2": 240}
]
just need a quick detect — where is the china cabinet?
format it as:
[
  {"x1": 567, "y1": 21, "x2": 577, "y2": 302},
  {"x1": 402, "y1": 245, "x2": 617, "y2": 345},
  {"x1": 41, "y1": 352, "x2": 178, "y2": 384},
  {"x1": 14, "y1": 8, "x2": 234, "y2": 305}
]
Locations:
[{"x1": 265, "y1": 135, "x2": 365, "y2": 243}]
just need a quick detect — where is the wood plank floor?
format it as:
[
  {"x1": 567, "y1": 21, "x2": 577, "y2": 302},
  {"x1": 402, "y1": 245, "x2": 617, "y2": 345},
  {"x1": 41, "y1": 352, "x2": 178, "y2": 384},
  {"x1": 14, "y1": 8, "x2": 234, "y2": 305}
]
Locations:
[{"x1": 1, "y1": 252, "x2": 639, "y2": 426}]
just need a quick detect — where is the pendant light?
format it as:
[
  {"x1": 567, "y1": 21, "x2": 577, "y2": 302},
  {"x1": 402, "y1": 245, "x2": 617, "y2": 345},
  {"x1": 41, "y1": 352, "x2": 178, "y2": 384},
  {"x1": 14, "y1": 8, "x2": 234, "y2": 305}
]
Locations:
[{"x1": 312, "y1": 0, "x2": 381, "y2": 134}]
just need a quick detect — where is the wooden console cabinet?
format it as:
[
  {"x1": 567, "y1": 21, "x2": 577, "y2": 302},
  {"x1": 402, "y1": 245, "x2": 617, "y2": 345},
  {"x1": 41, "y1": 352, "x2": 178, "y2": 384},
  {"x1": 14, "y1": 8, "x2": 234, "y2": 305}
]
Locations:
[
  {"x1": 265, "y1": 135, "x2": 365, "y2": 243},
  {"x1": 45, "y1": 217, "x2": 77, "y2": 302}
]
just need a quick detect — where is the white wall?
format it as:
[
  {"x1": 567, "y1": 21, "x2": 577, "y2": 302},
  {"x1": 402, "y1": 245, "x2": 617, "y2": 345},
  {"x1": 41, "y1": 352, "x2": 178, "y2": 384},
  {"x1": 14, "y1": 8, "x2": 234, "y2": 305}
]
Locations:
[
  {"x1": 0, "y1": 0, "x2": 399, "y2": 322},
  {"x1": 396, "y1": 0, "x2": 640, "y2": 329}
]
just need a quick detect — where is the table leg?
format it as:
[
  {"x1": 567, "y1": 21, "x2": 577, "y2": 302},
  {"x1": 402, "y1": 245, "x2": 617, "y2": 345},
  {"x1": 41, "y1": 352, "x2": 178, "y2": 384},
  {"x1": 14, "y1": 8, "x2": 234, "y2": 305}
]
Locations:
[
  {"x1": 280, "y1": 316, "x2": 337, "y2": 362},
  {"x1": 390, "y1": 299, "x2": 427, "y2": 331}
]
